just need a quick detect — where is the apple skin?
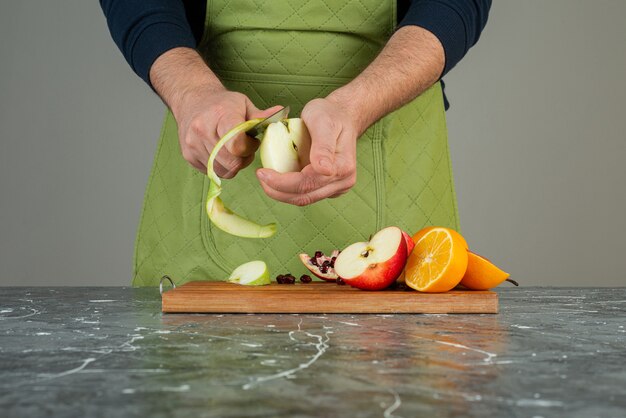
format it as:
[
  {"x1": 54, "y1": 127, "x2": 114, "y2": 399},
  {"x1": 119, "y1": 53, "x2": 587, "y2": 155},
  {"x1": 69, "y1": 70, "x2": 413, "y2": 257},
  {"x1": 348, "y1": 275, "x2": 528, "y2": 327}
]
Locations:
[
  {"x1": 402, "y1": 230, "x2": 415, "y2": 256},
  {"x1": 335, "y1": 227, "x2": 408, "y2": 291}
]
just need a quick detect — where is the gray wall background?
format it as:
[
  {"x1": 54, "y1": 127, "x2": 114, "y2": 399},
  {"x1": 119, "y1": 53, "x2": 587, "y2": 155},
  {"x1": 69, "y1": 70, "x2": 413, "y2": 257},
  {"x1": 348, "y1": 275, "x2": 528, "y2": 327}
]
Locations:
[{"x1": 1, "y1": 1, "x2": 625, "y2": 287}]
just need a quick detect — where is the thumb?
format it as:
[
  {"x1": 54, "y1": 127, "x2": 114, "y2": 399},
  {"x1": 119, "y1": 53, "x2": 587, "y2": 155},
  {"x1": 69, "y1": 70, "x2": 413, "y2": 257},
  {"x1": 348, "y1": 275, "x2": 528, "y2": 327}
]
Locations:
[
  {"x1": 246, "y1": 102, "x2": 285, "y2": 120},
  {"x1": 306, "y1": 117, "x2": 338, "y2": 176}
]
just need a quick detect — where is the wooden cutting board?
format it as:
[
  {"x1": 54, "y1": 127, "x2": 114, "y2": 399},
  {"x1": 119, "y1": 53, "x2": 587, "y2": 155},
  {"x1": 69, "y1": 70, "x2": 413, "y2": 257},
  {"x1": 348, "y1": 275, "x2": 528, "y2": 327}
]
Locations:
[{"x1": 161, "y1": 281, "x2": 498, "y2": 314}]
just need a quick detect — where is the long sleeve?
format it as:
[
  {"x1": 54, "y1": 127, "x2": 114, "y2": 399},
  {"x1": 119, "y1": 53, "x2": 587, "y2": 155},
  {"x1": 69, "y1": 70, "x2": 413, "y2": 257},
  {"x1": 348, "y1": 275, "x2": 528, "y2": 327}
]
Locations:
[
  {"x1": 99, "y1": 0, "x2": 200, "y2": 86},
  {"x1": 100, "y1": 0, "x2": 491, "y2": 96},
  {"x1": 397, "y1": 0, "x2": 492, "y2": 77}
]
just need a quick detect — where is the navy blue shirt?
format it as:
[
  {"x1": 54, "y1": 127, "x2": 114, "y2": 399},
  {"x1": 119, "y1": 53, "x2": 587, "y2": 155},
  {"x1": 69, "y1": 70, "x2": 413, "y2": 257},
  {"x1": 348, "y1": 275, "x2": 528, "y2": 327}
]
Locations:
[{"x1": 100, "y1": 0, "x2": 491, "y2": 108}]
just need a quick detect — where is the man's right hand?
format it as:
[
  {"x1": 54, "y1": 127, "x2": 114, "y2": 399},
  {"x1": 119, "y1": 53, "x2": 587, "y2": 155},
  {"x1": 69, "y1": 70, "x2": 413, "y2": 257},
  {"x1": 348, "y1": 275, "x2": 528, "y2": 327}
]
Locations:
[
  {"x1": 149, "y1": 47, "x2": 279, "y2": 178},
  {"x1": 174, "y1": 88, "x2": 281, "y2": 178}
]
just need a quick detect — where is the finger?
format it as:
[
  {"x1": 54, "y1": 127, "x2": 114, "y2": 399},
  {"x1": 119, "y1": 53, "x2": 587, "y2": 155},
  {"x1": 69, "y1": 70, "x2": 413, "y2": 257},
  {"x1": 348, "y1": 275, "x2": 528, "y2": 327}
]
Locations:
[
  {"x1": 256, "y1": 165, "x2": 332, "y2": 195},
  {"x1": 258, "y1": 177, "x2": 353, "y2": 206},
  {"x1": 247, "y1": 103, "x2": 285, "y2": 120},
  {"x1": 181, "y1": 140, "x2": 209, "y2": 174},
  {"x1": 211, "y1": 159, "x2": 232, "y2": 179},
  {"x1": 223, "y1": 154, "x2": 255, "y2": 178},
  {"x1": 188, "y1": 158, "x2": 207, "y2": 174},
  {"x1": 302, "y1": 110, "x2": 340, "y2": 176},
  {"x1": 214, "y1": 150, "x2": 248, "y2": 179},
  {"x1": 204, "y1": 139, "x2": 243, "y2": 179},
  {"x1": 217, "y1": 114, "x2": 259, "y2": 158},
  {"x1": 333, "y1": 130, "x2": 358, "y2": 178}
]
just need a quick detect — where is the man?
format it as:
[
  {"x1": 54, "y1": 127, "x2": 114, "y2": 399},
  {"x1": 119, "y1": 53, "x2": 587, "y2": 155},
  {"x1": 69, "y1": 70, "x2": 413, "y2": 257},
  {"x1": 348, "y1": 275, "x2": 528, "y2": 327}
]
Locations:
[{"x1": 100, "y1": 0, "x2": 491, "y2": 286}]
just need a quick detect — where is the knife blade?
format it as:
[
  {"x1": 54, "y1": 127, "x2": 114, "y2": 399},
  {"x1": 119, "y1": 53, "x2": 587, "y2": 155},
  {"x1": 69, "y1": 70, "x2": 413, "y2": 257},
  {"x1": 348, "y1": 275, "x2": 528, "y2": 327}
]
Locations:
[{"x1": 246, "y1": 106, "x2": 290, "y2": 139}]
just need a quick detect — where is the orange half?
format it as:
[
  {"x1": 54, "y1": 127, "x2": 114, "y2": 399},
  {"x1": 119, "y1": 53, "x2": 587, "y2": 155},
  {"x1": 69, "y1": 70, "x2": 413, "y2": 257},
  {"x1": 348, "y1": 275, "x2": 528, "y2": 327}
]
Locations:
[
  {"x1": 405, "y1": 227, "x2": 469, "y2": 292},
  {"x1": 412, "y1": 226, "x2": 469, "y2": 249}
]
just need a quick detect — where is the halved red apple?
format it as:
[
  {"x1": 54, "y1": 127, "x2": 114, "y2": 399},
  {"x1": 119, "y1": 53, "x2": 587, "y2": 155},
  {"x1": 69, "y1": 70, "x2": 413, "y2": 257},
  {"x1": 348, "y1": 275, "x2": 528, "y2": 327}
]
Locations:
[{"x1": 334, "y1": 226, "x2": 408, "y2": 291}]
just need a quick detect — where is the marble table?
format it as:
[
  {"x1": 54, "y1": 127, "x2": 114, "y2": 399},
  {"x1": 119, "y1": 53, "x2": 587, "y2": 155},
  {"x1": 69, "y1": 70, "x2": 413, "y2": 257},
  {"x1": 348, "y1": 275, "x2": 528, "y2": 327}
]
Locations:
[{"x1": 1, "y1": 287, "x2": 624, "y2": 417}]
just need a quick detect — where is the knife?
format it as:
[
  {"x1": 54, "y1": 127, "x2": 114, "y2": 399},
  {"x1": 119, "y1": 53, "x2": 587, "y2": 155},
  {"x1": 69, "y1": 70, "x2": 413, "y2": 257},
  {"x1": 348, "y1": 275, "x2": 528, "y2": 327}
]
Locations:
[{"x1": 246, "y1": 106, "x2": 290, "y2": 139}]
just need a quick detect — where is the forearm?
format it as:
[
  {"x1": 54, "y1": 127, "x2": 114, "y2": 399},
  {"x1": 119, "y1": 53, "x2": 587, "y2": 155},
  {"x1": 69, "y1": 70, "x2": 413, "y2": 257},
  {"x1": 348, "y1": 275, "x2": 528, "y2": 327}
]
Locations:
[
  {"x1": 149, "y1": 47, "x2": 225, "y2": 118},
  {"x1": 328, "y1": 25, "x2": 445, "y2": 135}
]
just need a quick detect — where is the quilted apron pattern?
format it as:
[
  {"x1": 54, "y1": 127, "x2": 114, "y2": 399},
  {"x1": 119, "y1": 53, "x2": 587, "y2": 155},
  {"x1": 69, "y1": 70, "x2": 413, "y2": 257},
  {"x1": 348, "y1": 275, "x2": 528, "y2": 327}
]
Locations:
[{"x1": 132, "y1": 0, "x2": 460, "y2": 286}]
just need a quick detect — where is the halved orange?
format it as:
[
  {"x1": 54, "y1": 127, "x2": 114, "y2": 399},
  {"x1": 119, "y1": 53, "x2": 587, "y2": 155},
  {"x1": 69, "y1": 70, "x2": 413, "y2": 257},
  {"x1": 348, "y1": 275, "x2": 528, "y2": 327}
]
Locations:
[
  {"x1": 405, "y1": 227, "x2": 469, "y2": 292},
  {"x1": 412, "y1": 226, "x2": 469, "y2": 250},
  {"x1": 460, "y1": 251, "x2": 516, "y2": 290}
]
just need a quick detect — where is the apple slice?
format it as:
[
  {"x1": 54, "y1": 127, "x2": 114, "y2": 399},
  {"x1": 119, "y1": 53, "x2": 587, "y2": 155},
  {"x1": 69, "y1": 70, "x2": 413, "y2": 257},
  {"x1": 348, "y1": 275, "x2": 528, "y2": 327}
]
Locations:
[
  {"x1": 334, "y1": 226, "x2": 408, "y2": 290},
  {"x1": 227, "y1": 260, "x2": 271, "y2": 286},
  {"x1": 260, "y1": 119, "x2": 311, "y2": 173}
]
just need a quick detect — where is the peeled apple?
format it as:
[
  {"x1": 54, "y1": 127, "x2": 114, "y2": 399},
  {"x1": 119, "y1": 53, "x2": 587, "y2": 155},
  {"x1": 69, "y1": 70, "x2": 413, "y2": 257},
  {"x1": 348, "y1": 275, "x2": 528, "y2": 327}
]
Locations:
[
  {"x1": 205, "y1": 118, "x2": 312, "y2": 238},
  {"x1": 260, "y1": 118, "x2": 311, "y2": 173}
]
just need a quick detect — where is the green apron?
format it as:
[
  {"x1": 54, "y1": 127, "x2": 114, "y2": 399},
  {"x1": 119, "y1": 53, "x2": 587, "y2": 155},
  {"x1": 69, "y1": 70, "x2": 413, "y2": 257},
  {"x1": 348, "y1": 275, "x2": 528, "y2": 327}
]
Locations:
[{"x1": 132, "y1": 0, "x2": 460, "y2": 286}]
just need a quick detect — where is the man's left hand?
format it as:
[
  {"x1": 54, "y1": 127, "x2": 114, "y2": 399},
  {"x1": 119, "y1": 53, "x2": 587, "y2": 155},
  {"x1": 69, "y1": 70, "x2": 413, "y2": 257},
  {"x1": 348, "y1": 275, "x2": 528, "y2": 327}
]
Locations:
[{"x1": 255, "y1": 97, "x2": 361, "y2": 206}]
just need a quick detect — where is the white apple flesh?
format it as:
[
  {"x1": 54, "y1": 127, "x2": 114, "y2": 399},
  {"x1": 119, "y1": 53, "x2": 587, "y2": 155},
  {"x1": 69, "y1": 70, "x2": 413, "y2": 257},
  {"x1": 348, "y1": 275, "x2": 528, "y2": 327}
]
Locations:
[
  {"x1": 227, "y1": 260, "x2": 271, "y2": 286},
  {"x1": 260, "y1": 119, "x2": 311, "y2": 173},
  {"x1": 334, "y1": 226, "x2": 408, "y2": 291}
]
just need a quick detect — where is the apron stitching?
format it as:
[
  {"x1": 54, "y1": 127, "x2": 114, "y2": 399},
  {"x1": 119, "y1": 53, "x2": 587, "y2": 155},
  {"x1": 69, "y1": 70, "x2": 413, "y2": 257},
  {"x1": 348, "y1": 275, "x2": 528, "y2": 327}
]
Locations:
[
  {"x1": 219, "y1": 73, "x2": 346, "y2": 87},
  {"x1": 253, "y1": 36, "x2": 299, "y2": 75},
  {"x1": 391, "y1": 0, "x2": 397, "y2": 34},
  {"x1": 323, "y1": 40, "x2": 371, "y2": 78},
  {"x1": 349, "y1": 177, "x2": 378, "y2": 214},
  {"x1": 384, "y1": 166, "x2": 435, "y2": 227},
  {"x1": 164, "y1": 233, "x2": 203, "y2": 282},
  {"x1": 199, "y1": 177, "x2": 234, "y2": 274},
  {"x1": 317, "y1": 189, "x2": 376, "y2": 242},
  {"x1": 385, "y1": 87, "x2": 446, "y2": 227},
  {"x1": 297, "y1": 210, "x2": 342, "y2": 254},
  {"x1": 290, "y1": 36, "x2": 341, "y2": 78},
  {"x1": 386, "y1": 87, "x2": 436, "y2": 156},
  {"x1": 220, "y1": 35, "x2": 259, "y2": 74},
  {"x1": 311, "y1": 0, "x2": 355, "y2": 30},
  {"x1": 198, "y1": 0, "x2": 214, "y2": 48},
  {"x1": 317, "y1": 0, "x2": 386, "y2": 32},
  {"x1": 133, "y1": 113, "x2": 172, "y2": 284},
  {"x1": 134, "y1": 199, "x2": 204, "y2": 276},
  {"x1": 444, "y1": 138, "x2": 461, "y2": 231}
]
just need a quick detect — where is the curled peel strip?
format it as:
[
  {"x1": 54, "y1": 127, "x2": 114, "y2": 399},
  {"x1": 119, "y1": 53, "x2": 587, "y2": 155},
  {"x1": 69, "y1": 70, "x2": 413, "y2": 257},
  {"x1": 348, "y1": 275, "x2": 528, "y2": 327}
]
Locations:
[{"x1": 205, "y1": 119, "x2": 277, "y2": 238}]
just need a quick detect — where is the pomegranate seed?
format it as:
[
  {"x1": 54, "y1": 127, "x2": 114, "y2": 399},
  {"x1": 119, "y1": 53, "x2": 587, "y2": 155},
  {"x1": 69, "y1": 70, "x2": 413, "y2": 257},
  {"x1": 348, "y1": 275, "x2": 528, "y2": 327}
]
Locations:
[
  {"x1": 300, "y1": 274, "x2": 312, "y2": 283},
  {"x1": 336, "y1": 278, "x2": 346, "y2": 285},
  {"x1": 309, "y1": 257, "x2": 318, "y2": 266},
  {"x1": 314, "y1": 251, "x2": 323, "y2": 258}
]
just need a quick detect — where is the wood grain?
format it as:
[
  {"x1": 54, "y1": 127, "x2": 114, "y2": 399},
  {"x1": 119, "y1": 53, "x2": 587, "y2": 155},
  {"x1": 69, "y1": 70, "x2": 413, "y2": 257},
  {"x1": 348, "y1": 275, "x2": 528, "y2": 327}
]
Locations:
[{"x1": 161, "y1": 281, "x2": 498, "y2": 314}]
